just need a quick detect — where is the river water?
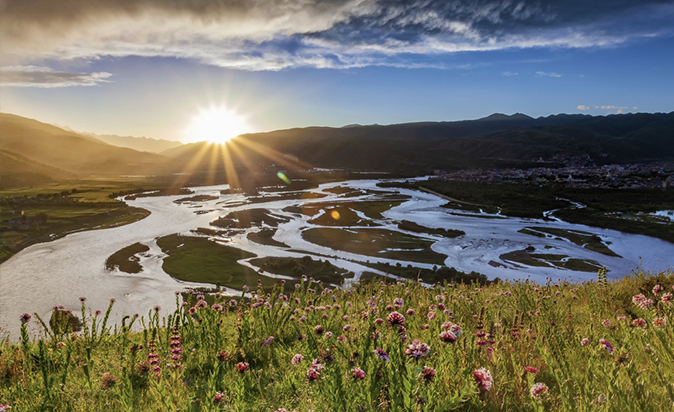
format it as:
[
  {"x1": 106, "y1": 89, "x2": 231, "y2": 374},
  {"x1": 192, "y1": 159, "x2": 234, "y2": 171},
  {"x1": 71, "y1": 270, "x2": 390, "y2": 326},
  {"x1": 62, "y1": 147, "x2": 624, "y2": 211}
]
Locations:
[{"x1": 1, "y1": 178, "x2": 673, "y2": 339}]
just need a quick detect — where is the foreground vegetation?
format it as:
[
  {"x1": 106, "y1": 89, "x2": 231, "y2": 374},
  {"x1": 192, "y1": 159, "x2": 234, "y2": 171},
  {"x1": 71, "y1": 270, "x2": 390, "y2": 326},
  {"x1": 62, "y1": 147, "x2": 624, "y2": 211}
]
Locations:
[{"x1": 2, "y1": 268, "x2": 674, "y2": 411}]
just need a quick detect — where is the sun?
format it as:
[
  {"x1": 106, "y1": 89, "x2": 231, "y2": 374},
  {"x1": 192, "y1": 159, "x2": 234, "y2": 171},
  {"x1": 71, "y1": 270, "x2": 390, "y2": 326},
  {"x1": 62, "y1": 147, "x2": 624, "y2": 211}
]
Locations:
[{"x1": 186, "y1": 106, "x2": 251, "y2": 144}]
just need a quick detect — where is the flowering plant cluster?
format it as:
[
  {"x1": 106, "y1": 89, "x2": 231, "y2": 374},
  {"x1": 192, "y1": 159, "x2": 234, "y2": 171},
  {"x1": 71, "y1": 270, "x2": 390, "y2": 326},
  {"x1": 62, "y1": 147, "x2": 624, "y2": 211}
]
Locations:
[{"x1": 2, "y1": 269, "x2": 673, "y2": 410}]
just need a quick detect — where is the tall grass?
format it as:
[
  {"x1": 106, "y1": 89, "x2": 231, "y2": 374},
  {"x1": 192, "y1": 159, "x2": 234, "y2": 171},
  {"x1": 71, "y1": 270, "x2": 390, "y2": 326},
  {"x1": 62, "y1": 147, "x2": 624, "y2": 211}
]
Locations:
[{"x1": 1, "y1": 268, "x2": 673, "y2": 411}]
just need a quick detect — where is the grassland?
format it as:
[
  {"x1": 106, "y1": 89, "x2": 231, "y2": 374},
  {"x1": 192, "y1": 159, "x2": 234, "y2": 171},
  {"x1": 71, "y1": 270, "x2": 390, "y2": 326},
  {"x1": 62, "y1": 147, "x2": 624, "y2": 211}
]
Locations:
[
  {"x1": 302, "y1": 227, "x2": 447, "y2": 265},
  {"x1": 519, "y1": 227, "x2": 620, "y2": 257},
  {"x1": 2, "y1": 268, "x2": 673, "y2": 411},
  {"x1": 499, "y1": 247, "x2": 603, "y2": 272},
  {"x1": 246, "y1": 228, "x2": 290, "y2": 248},
  {"x1": 397, "y1": 220, "x2": 465, "y2": 238},
  {"x1": 105, "y1": 243, "x2": 151, "y2": 274},
  {"x1": 248, "y1": 256, "x2": 354, "y2": 286},
  {"x1": 156, "y1": 234, "x2": 282, "y2": 291}
]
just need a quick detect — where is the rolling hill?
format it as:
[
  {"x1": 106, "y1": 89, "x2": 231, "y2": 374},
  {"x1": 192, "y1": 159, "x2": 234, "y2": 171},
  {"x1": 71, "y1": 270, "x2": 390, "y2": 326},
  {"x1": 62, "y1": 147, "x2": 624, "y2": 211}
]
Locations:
[{"x1": 0, "y1": 113, "x2": 172, "y2": 177}]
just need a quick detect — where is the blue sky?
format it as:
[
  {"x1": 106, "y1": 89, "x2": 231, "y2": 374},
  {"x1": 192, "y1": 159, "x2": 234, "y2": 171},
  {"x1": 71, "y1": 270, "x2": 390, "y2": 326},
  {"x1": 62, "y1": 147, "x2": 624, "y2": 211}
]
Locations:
[{"x1": 1, "y1": 0, "x2": 673, "y2": 142}]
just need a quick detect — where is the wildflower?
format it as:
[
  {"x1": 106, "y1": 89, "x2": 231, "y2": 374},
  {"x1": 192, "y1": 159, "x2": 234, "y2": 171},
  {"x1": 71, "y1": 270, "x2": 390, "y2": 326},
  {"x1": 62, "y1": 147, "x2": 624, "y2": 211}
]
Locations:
[
  {"x1": 428, "y1": 311, "x2": 436, "y2": 320},
  {"x1": 374, "y1": 348, "x2": 389, "y2": 361},
  {"x1": 653, "y1": 285, "x2": 663, "y2": 295},
  {"x1": 0, "y1": 405, "x2": 10, "y2": 412},
  {"x1": 406, "y1": 309, "x2": 415, "y2": 316},
  {"x1": 639, "y1": 298, "x2": 654, "y2": 309},
  {"x1": 393, "y1": 297, "x2": 404, "y2": 307},
  {"x1": 632, "y1": 318, "x2": 647, "y2": 328},
  {"x1": 375, "y1": 318, "x2": 384, "y2": 325},
  {"x1": 439, "y1": 331, "x2": 458, "y2": 344},
  {"x1": 19, "y1": 313, "x2": 31, "y2": 324},
  {"x1": 277, "y1": 409, "x2": 288, "y2": 412},
  {"x1": 262, "y1": 336, "x2": 274, "y2": 347},
  {"x1": 598, "y1": 394, "x2": 607, "y2": 403},
  {"x1": 653, "y1": 317, "x2": 667, "y2": 327},
  {"x1": 337, "y1": 335, "x2": 347, "y2": 343},
  {"x1": 386, "y1": 311, "x2": 405, "y2": 327},
  {"x1": 153, "y1": 305, "x2": 161, "y2": 312},
  {"x1": 662, "y1": 293, "x2": 672, "y2": 303},
  {"x1": 420, "y1": 366, "x2": 436, "y2": 382},
  {"x1": 449, "y1": 323, "x2": 462, "y2": 337},
  {"x1": 599, "y1": 339, "x2": 614, "y2": 354},
  {"x1": 525, "y1": 366, "x2": 539, "y2": 374},
  {"x1": 100, "y1": 372, "x2": 117, "y2": 389},
  {"x1": 314, "y1": 325, "x2": 324, "y2": 335},
  {"x1": 405, "y1": 339, "x2": 430, "y2": 359},
  {"x1": 217, "y1": 351, "x2": 230, "y2": 362},
  {"x1": 110, "y1": 298, "x2": 116, "y2": 303},
  {"x1": 324, "y1": 332, "x2": 333, "y2": 339},
  {"x1": 306, "y1": 368, "x2": 320, "y2": 382},
  {"x1": 291, "y1": 354, "x2": 304, "y2": 365},
  {"x1": 214, "y1": 392, "x2": 225, "y2": 404},
  {"x1": 79, "y1": 296, "x2": 86, "y2": 302},
  {"x1": 436, "y1": 295, "x2": 446, "y2": 302},
  {"x1": 351, "y1": 367, "x2": 366, "y2": 380},
  {"x1": 617, "y1": 316, "x2": 627, "y2": 321},
  {"x1": 530, "y1": 382, "x2": 548, "y2": 399},
  {"x1": 632, "y1": 294, "x2": 646, "y2": 305},
  {"x1": 602, "y1": 319, "x2": 611, "y2": 327},
  {"x1": 236, "y1": 362, "x2": 249, "y2": 373},
  {"x1": 473, "y1": 367, "x2": 493, "y2": 392},
  {"x1": 343, "y1": 324, "x2": 352, "y2": 331}
]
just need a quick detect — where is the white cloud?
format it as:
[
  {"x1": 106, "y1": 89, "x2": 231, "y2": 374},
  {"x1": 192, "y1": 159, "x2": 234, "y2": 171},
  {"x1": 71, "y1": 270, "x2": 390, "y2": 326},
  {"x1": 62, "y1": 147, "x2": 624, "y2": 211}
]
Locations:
[
  {"x1": 0, "y1": 66, "x2": 112, "y2": 87},
  {"x1": 502, "y1": 71, "x2": 518, "y2": 76},
  {"x1": 1, "y1": 0, "x2": 673, "y2": 71},
  {"x1": 577, "y1": 105, "x2": 589, "y2": 110},
  {"x1": 536, "y1": 71, "x2": 562, "y2": 77}
]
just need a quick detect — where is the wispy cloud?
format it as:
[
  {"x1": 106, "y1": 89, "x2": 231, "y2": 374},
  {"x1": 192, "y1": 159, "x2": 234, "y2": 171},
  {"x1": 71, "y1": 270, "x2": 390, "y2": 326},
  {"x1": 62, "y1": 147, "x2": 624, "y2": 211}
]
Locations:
[
  {"x1": 536, "y1": 71, "x2": 562, "y2": 78},
  {"x1": 0, "y1": 66, "x2": 112, "y2": 88},
  {"x1": 502, "y1": 71, "x2": 518, "y2": 76},
  {"x1": 577, "y1": 105, "x2": 589, "y2": 110},
  {"x1": 1, "y1": 0, "x2": 673, "y2": 71}
]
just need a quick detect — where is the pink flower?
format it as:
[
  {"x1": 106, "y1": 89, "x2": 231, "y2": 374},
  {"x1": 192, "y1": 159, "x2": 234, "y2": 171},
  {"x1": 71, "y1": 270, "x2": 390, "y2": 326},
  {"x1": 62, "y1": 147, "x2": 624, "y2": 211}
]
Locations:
[
  {"x1": 405, "y1": 339, "x2": 430, "y2": 359},
  {"x1": 602, "y1": 319, "x2": 611, "y2": 327},
  {"x1": 530, "y1": 382, "x2": 548, "y2": 399},
  {"x1": 599, "y1": 339, "x2": 614, "y2": 354},
  {"x1": 639, "y1": 299, "x2": 654, "y2": 309},
  {"x1": 236, "y1": 362, "x2": 249, "y2": 372},
  {"x1": 581, "y1": 338, "x2": 590, "y2": 346},
  {"x1": 632, "y1": 318, "x2": 647, "y2": 328},
  {"x1": 386, "y1": 311, "x2": 405, "y2": 327},
  {"x1": 653, "y1": 317, "x2": 667, "y2": 327},
  {"x1": 473, "y1": 367, "x2": 493, "y2": 392},
  {"x1": 662, "y1": 293, "x2": 672, "y2": 303},
  {"x1": 19, "y1": 313, "x2": 31, "y2": 324},
  {"x1": 420, "y1": 366, "x2": 436, "y2": 382},
  {"x1": 632, "y1": 294, "x2": 646, "y2": 305},
  {"x1": 351, "y1": 367, "x2": 366, "y2": 380},
  {"x1": 214, "y1": 392, "x2": 225, "y2": 404},
  {"x1": 525, "y1": 366, "x2": 540, "y2": 374},
  {"x1": 439, "y1": 331, "x2": 457, "y2": 344},
  {"x1": 653, "y1": 285, "x2": 663, "y2": 296}
]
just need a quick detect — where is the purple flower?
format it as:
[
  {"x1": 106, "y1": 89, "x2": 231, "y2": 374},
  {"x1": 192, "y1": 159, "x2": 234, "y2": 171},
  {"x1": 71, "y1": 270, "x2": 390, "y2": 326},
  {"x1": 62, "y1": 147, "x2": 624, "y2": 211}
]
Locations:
[
  {"x1": 374, "y1": 348, "x2": 389, "y2": 361},
  {"x1": 405, "y1": 339, "x2": 430, "y2": 359},
  {"x1": 19, "y1": 313, "x2": 31, "y2": 324},
  {"x1": 386, "y1": 311, "x2": 405, "y2": 327}
]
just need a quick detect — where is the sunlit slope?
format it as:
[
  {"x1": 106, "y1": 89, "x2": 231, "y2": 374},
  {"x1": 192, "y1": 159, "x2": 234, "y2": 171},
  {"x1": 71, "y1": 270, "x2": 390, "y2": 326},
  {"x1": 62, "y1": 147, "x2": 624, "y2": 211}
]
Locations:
[
  {"x1": 0, "y1": 113, "x2": 172, "y2": 176},
  {"x1": 0, "y1": 149, "x2": 74, "y2": 188}
]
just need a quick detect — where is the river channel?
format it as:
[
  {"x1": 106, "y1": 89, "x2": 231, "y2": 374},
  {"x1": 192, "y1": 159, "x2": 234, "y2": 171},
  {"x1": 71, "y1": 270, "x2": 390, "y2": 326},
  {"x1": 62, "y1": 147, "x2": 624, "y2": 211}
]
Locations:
[{"x1": 1, "y1": 178, "x2": 673, "y2": 339}]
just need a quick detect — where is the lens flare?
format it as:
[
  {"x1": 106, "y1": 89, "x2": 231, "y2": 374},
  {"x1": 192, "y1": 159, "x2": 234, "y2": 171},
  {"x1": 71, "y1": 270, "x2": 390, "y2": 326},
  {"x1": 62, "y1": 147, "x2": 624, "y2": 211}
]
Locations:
[
  {"x1": 277, "y1": 172, "x2": 291, "y2": 184},
  {"x1": 331, "y1": 210, "x2": 340, "y2": 220}
]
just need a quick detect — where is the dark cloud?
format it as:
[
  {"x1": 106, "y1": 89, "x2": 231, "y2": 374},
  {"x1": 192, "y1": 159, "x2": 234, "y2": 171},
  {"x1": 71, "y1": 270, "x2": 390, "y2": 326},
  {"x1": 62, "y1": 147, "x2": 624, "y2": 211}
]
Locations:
[
  {"x1": 0, "y1": 66, "x2": 112, "y2": 87},
  {"x1": 1, "y1": 0, "x2": 672, "y2": 71}
]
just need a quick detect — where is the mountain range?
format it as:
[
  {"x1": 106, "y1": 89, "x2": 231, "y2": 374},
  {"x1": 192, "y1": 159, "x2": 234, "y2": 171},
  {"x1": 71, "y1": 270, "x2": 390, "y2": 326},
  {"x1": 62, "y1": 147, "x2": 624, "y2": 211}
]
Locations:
[{"x1": 1, "y1": 111, "x2": 673, "y2": 189}]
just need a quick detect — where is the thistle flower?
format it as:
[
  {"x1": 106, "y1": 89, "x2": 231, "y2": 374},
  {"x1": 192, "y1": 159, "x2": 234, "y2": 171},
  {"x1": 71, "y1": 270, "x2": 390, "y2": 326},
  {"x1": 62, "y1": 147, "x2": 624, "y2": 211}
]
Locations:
[
  {"x1": 387, "y1": 311, "x2": 405, "y2": 327},
  {"x1": 291, "y1": 354, "x2": 304, "y2": 365},
  {"x1": 214, "y1": 392, "x2": 225, "y2": 404},
  {"x1": 351, "y1": 367, "x2": 366, "y2": 380},
  {"x1": 639, "y1": 299, "x2": 654, "y2": 309},
  {"x1": 405, "y1": 339, "x2": 430, "y2": 359},
  {"x1": 632, "y1": 318, "x2": 647, "y2": 328},
  {"x1": 599, "y1": 339, "x2": 614, "y2": 354},
  {"x1": 306, "y1": 368, "x2": 320, "y2": 382},
  {"x1": 374, "y1": 348, "x2": 389, "y2": 361},
  {"x1": 236, "y1": 362, "x2": 249, "y2": 373},
  {"x1": 100, "y1": 372, "x2": 117, "y2": 389},
  {"x1": 393, "y1": 297, "x2": 404, "y2": 307},
  {"x1": 314, "y1": 325, "x2": 324, "y2": 335},
  {"x1": 420, "y1": 366, "x2": 436, "y2": 382},
  {"x1": 525, "y1": 366, "x2": 539, "y2": 373},
  {"x1": 439, "y1": 331, "x2": 457, "y2": 344},
  {"x1": 632, "y1": 294, "x2": 646, "y2": 305},
  {"x1": 473, "y1": 367, "x2": 493, "y2": 392},
  {"x1": 653, "y1": 285, "x2": 663, "y2": 295},
  {"x1": 530, "y1": 382, "x2": 548, "y2": 399},
  {"x1": 662, "y1": 293, "x2": 672, "y2": 303},
  {"x1": 19, "y1": 313, "x2": 31, "y2": 324}
]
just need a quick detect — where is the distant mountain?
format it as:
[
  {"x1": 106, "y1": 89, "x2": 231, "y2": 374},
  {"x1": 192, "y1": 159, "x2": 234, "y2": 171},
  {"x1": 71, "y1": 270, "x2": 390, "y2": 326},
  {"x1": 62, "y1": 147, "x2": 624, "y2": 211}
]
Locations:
[
  {"x1": 0, "y1": 113, "x2": 172, "y2": 177},
  {"x1": 82, "y1": 132, "x2": 183, "y2": 153},
  {"x1": 0, "y1": 149, "x2": 75, "y2": 189}
]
